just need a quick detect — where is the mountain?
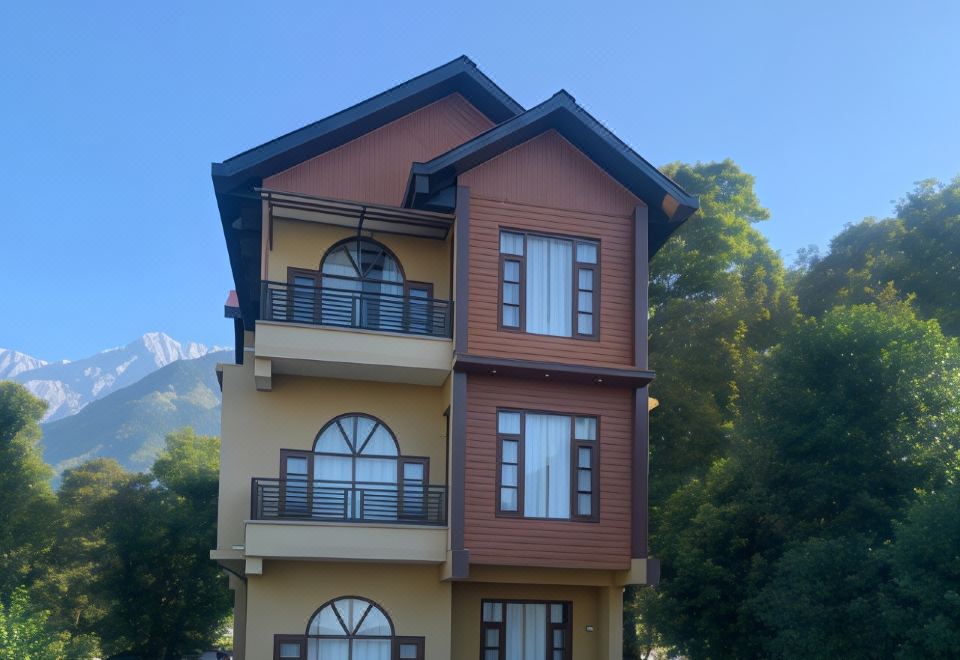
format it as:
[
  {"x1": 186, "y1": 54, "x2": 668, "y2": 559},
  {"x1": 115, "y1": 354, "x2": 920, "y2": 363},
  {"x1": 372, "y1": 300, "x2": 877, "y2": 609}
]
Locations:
[
  {"x1": 12, "y1": 332, "x2": 227, "y2": 421},
  {"x1": 0, "y1": 348, "x2": 50, "y2": 378},
  {"x1": 40, "y1": 351, "x2": 229, "y2": 474}
]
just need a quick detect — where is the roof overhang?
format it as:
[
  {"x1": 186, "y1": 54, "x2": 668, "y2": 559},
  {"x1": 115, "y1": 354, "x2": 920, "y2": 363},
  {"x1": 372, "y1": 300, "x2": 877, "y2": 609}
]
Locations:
[
  {"x1": 402, "y1": 91, "x2": 699, "y2": 254},
  {"x1": 262, "y1": 189, "x2": 455, "y2": 240}
]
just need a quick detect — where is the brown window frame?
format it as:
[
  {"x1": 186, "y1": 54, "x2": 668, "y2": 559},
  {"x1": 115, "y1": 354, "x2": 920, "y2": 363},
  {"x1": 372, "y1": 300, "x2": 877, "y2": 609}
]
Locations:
[
  {"x1": 495, "y1": 408, "x2": 599, "y2": 522},
  {"x1": 274, "y1": 596, "x2": 426, "y2": 660},
  {"x1": 497, "y1": 229, "x2": 600, "y2": 340},
  {"x1": 479, "y1": 599, "x2": 573, "y2": 660}
]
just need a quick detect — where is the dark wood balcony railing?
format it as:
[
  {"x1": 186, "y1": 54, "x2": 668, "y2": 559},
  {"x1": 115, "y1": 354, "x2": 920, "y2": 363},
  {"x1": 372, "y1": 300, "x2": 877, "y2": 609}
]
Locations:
[
  {"x1": 251, "y1": 478, "x2": 448, "y2": 526},
  {"x1": 260, "y1": 280, "x2": 453, "y2": 338}
]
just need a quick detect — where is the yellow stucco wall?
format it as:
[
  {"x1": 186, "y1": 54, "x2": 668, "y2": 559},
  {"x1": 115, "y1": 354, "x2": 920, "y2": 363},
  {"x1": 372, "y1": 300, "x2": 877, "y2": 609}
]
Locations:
[
  {"x1": 452, "y1": 581, "x2": 622, "y2": 660},
  {"x1": 217, "y1": 358, "x2": 451, "y2": 549},
  {"x1": 245, "y1": 561, "x2": 451, "y2": 660},
  {"x1": 266, "y1": 219, "x2": 452, "y2": 299}
]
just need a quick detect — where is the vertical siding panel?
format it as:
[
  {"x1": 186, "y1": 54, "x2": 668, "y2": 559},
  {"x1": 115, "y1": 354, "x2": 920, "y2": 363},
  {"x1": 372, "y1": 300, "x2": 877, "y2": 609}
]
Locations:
[
  {"x1": 464, "y1": 375, "x2": 633, "y2": 569},
  {"x1": 460, "y1": 131, "x2": 641, "y2": 369},
  {"x1": 264, "y1": 94, "x2": 494, "y2": 206}
]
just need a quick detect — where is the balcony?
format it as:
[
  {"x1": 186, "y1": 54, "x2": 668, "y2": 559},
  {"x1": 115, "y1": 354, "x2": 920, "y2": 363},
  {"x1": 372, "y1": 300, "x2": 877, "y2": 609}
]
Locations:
[
  {"x1": 260, "y1": 280, "x2": 453, "y2": 338},
  {"x1": 252, "y1": 282, "x2": 454, "y2": 389},
  {"x1": 251, "y1": 478, "x2": 447, "y2": 526}
]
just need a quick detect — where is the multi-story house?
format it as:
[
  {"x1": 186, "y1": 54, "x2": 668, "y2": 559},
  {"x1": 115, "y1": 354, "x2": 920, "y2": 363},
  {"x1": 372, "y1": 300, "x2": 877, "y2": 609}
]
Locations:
[{"x1": 210, "y1": 57, "x2": 697, "y2": 660}]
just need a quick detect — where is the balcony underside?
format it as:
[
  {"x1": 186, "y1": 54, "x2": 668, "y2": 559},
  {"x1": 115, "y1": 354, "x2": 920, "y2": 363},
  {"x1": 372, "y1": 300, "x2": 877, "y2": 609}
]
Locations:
[
  {"x1": 254, "y1": 321, "x2": 452, "y2": 389},
  {"x1": 244, "y1": 520, "x2": 448, "y2": 564}
]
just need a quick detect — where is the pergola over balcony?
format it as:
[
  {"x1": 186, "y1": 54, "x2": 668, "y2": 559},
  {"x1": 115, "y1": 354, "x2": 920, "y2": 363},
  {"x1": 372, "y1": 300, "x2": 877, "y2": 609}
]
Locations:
[{"x1": 259, "y1": 188, "x2": 455, "y2": 240}]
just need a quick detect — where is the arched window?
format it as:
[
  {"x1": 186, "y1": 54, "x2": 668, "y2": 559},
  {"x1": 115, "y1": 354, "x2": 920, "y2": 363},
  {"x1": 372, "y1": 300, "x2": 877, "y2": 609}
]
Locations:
[
  {"x1": 318, "y1": 238, "x2": 407, "y2": 332},
  {"x1": 321, "y1": 237, "x2": 405, "y2": 293},
  {"x1": 280, "y1": 414, "x2": 430, "y2": 522},
  {"x1": 274, "y1": 596, "x2": 425, "y2": 660}
]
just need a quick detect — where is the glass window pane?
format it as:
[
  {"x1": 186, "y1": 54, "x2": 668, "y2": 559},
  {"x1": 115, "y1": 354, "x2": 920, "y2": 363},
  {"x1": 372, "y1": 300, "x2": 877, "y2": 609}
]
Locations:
[
  {"x1": 498, "y1": 411, "x2": 521, "y2": 434},
  {"x1": 314, "y1": 638, "x2": 348, "y2": 658},
  {"x1": 279, "y1": 642, "x2": 301, "y2": 658},
  {"x1": 483, "y1": 602, "x2": 503, "y2": 622},
  {"x1": 503, "y1": 305, "x2": 520, "y2": 327},
  {"x1": 578, "y1": 447, "x2": 592, "y2": 468},
  {"x1": 356, "y1": 457, "x2": 397, "y2": 483},
  {"x1": 577, "y1": 313, "x2": 593, "y2": 335},
  {"x1": 504, "y1": 260, "x2": 521, "y2": 282},
  {"x1": 578, "y1": 268, "x2": 593, "y2": 290},
  {"x1": 576, "y1": 241, "x2": 598, "y2": 263},
  {"x1": 403, "y1": 462, "x2": 424, "y2": 481},
  {"x1": 314, "y1": 455, "x2": 352, "y2": 482},
  {"x1": 551, "y1": 603, "x2": 565, "y2": 622},
  {"x1": 554, "y1": 651, "x2": 564, "y2": 660},
  {"x1": 553, "y1": 628, "x2": 565, "y2": 646},
  {"x1": 578, "y1": 291, "x2": 593, "y2": 313},
  {"x1": 503, "y1": 282, "x2": 519, "y2": 305},
  {"x1": 526, "y1": 236, "x2": 573, "y2": 337},
  {"x1": 502, "y1": 439, "x2": 518, "y2": 463},
  {"x1": 352, "y1": 639, "x2": 391, "y2": 658},
  {"x1": 578, "y1": 493, "x2": 592, "y2": 516},
  {"x1": 501, "y1": 464, "x2": 518, "y2": 487},
  {"x1": 500, "y1": 487, "x2": 518, "y2": 511},
  {"x1": 500, "y1": 231, "x2": 524, "y2": 255},
  {"x1": 578, "y1": 468, "x2": 592, "y2": 492},
  {"x1": 400, "y1": 643, "x2": 419, "y2": 659},
  {"x1": 485, "y1": 651, "x2": 499, "y2": 660},
  {"x1": 485, "y1": 627, "x2": 500, "y2": 646},
  {"x1": 575, "y1": 417, "x2": 597, "y2": 441},
  {"x1": 285, "y1": 456, "x2": 308, "y2": 476},
  {"x1": 355, "y1": 605, "x2": 391, "y2": 635},
  {"x1": 524, "y1": 414, "x2": 571, "y2": 518}
]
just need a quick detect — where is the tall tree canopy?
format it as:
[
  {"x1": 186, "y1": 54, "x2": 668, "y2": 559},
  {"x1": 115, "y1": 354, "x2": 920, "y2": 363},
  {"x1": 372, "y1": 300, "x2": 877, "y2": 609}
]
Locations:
[
  {"x1": 796, "y1": 177, "x2": 960, "y2": 335},
  {"x1": 648, "y1": 159, "x2": 796, "y2": 504},
  {"x1": 94, "y1": 429, "x2": 231, "y2": 658},
  {"x1": 0, "y1": 382, "x2": 56, "y2": 598}
]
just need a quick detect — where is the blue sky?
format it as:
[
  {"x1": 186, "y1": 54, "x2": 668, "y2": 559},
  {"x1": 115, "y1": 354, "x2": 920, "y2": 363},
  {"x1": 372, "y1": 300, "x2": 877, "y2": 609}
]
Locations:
[{"x1": 1, "y1": 1, "x2": 957, "y2": 360}]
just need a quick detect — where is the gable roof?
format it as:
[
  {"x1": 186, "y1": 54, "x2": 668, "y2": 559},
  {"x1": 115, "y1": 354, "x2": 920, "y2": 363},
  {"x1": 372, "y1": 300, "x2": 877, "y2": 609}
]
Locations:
[
  {"x1": 211, "y1": 55, "x2": 523, "y2": 195},
  {"x1": 402, "y1": 90, "x2": 698, "y2": 253},
  {"x1": 211, "y1": 56, "x2": 523, "y2": 328}
]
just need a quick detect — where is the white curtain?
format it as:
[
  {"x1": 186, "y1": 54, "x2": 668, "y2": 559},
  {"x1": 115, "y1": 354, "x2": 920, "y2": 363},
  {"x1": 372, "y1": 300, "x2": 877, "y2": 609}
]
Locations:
[
  {"x1": 308, "y1": 638, "x2": 348, "y2": 660},
  {"x1": 524, "y1": 414, "x2": 571, "y2": 518},
  {"x1": 352, "y1": 640, "x2": 391, "y2": 660},
  {"x1": 525, "y1": 236, "x2": 572, "y2": 336},
  {"x1": 505, "y1": 603, "x2": 547, "y2": 660}
]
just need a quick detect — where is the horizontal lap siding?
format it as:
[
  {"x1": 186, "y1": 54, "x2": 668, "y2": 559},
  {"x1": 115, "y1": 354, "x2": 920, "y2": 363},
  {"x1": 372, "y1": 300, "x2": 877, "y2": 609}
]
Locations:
[
  {"x1": 264, "y1": 93, "x2": 493, "y2": 206},
  {"x1": 464, "y1": 375, "x2": 633, "y2": 569},
  {"x1": 461, "y1": 131, "x2": 640, "y2": 369}
]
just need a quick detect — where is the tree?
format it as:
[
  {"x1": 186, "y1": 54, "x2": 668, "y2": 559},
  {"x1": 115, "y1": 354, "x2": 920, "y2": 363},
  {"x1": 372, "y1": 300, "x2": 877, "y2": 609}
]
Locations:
[
  {"x1": 34, "y1": 459, "x2": 133, "y2": 641},
  {"x1": 628, "y1": 160, "x2": 797, "y2": 659},
  {"x1": 882, "y1": 481, "x2": 960, "y2": 658},
  {"x1": 646, "y1": 303, "x2": 960, "y2": 657},
  {"x1": 94, "y1": 429, "x2": 231, "y2": 659},
  {"x1": 0, "y1": 382, "x2": 56, "y2": 599},
  {"x1": 796, "y1": 177, "x2": 960, "y2": 335},
  {"x1": 648, "y1": 160, "x2": 796, "y2": 503},
  {"x1": 0, "y1": 587, "x2": 99, "y2": 660}
]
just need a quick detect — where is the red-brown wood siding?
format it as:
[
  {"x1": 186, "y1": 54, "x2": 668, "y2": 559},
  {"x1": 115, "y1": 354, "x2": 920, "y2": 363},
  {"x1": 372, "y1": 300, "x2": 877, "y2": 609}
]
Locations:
[
  {"x1": 461, "y1": 131, "x2": 641, "y2": 369},
  {"x1": 264, "y1": 94, "x2": 494, "y2": 206},
  {"x1": 464, "y1": 375, "x2": 633, "y2": 569}
]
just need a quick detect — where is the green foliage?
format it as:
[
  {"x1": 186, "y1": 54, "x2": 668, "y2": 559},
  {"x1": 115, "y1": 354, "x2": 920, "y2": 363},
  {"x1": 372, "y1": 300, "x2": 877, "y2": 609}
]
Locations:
[
  {"x1": 883, "y1": 482, "x2": 960, "y2": 658},
  {"x1": 0, "y1": 382, "x2": 56, "y2": 598},
  {"x1": 796, "y1": 177, "x2": 960, "y2": 335},
  {"x1": 648, "y1": 160, "x2": 796, "y2": 503},
  {"x1": 93, "y1": 429, "x2": 231, "y2": 658},
  {"x1": 34, "y1": 459, "x2": 133, "y2": 641},
  {"x1": 0, "y1": 587, "x2": 99, "y2": 659},
  {"x1": 646, "y1": 303, "x2": 960, "y2": 657}
]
